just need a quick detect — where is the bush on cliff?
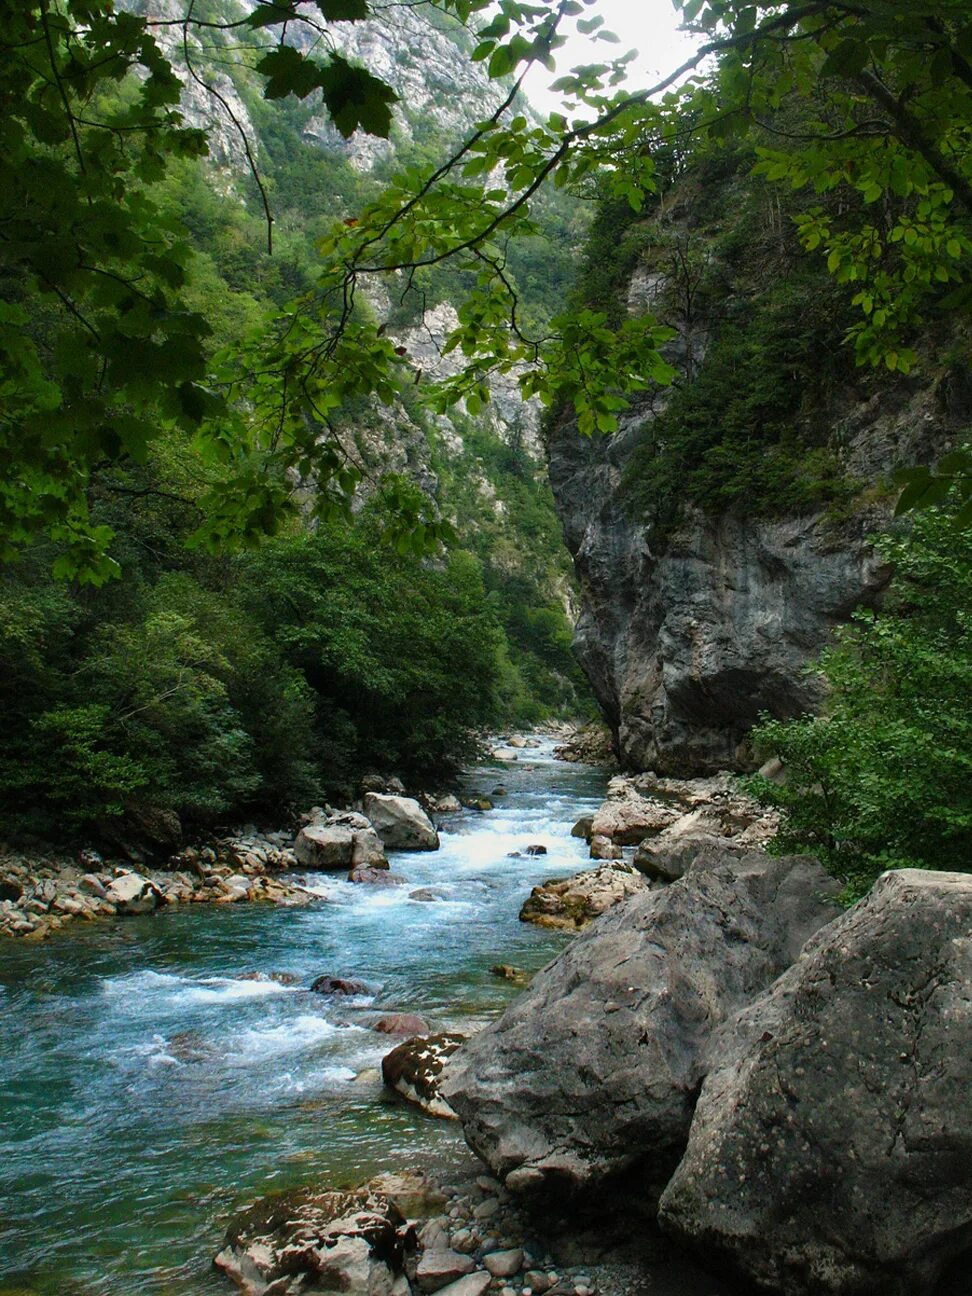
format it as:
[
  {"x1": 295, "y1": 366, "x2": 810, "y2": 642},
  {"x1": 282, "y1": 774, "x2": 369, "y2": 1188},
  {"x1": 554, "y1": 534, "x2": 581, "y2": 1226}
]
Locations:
[{"x1": 747, "y1": 505, "x2": 972, "y2": 895}]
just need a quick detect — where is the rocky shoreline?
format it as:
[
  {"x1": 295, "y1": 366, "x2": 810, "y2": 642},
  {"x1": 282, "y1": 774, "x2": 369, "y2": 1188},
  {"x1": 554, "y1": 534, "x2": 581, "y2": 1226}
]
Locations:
[
  {"x1": 210, "y1": 765, "x2": 972, "y2": 1296},
  {"x1": 0, "y1": 793, "x2": 460, "y2": 942},
  {"x1": 214, "y1": 1160, "x2": 736, "y2": 1296}
]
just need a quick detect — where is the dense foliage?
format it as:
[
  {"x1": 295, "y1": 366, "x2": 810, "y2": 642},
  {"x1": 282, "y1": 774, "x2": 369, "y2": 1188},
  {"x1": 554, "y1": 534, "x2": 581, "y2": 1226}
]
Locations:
[
  {"x1": 614, "y1": 154, "x2": 861, "y2": 537},
  {"x1": 4, "y1": 1, "x2": 971, "y2": 574},
  {"x1": 0, "y1": 486, "x2": 505, "y2": 842},
  {"x1": 746, "y1": 507, "x2": 972, "y2": 896}
]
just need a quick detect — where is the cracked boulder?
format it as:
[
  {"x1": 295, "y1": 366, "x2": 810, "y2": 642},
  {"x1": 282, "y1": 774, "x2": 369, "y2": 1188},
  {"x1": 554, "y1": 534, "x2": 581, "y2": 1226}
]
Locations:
[
  {"x1": 442, "y1": 846, "x2": 840, "y2": 1203},
  {"x1": 214, "y1": 1184, "x2": 410, "y2": 1296},
  {"x1": 659, "y1": 868, "x2": 972, "y2": 1296}
]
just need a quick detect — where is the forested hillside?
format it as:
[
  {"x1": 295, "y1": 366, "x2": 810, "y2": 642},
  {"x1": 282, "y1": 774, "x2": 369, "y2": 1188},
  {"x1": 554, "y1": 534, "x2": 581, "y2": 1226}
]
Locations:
[{"x1": 0, "y1": 0, "x2": 593, "y2": 843}]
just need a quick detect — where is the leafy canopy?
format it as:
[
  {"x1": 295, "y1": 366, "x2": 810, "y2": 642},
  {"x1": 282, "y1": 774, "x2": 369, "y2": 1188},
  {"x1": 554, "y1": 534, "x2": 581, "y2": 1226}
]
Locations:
[{"x1": 2, "y1": 0, "x2": 971, "y2": 578}]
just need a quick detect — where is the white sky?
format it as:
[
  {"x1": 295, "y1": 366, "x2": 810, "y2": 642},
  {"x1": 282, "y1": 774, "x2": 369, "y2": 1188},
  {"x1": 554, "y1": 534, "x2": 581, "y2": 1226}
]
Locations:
[{"x1": 521, "y1": 0, "x2": 700, "y2": 116}]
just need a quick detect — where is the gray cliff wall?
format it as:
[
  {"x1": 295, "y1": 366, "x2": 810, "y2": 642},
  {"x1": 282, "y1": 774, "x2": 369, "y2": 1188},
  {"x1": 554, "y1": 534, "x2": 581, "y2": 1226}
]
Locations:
[{"x1": 548, "y1": 289, "x2": 962, "y2": 775}]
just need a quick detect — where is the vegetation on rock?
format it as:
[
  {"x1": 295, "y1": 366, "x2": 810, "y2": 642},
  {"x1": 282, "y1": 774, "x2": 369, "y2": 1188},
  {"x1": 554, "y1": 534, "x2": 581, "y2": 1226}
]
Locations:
[{"x1": 747, "y1": 504, "x2": 972, "y2": 895}]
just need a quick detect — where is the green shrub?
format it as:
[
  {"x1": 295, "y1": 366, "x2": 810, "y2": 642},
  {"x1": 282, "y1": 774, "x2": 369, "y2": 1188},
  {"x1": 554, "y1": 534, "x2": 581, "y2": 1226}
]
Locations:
[{"x1": 746, "y1": 506, "x2": 972, "y2": 897}]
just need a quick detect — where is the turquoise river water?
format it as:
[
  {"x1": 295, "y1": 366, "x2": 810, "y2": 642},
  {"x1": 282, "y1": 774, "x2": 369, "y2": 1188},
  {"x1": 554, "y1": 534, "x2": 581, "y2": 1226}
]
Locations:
[{"x1": 0, "y1": 741, "x2": 607, "y2": 1295}]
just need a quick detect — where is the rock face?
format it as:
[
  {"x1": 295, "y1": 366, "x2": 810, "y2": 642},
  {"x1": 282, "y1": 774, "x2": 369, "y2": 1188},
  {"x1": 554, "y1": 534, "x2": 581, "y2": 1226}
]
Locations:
[
  {"x1": 659, "y1": 869, "x2": 972, "y2": 1296},
  {"x1": 295, "y1": 813, "x2": 387, "y2": 870},
  {"x1": 214, "y1": 1185, "x2": 409, "y2": 1296},
  {"x1": 443, "y1": 848, "x2": 841, "y2": 1202},
  {"x1": 382, "y1": 1032, "x2": 466, "y2": 1119},
  {"x1": 362, "y1": 793, "x2": 440, "y2": 851},
  {"x1": 546, "y1": 253, "x2": 958, "y2": 774},
  {"x1": 519, "y1": 862, "x2": 647, "y2": 930}
]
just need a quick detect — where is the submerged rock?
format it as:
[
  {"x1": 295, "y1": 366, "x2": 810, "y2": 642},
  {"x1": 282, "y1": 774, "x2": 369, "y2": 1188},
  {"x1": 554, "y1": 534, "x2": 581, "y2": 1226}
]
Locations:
[
  {"x1": 363, "y1": 793, "x2": 440, "y2": 851},
  {"x1": 382, "y1": 1031, "x2": 466, "y2": 1118},
  {"x1": 519, "y1": 862, "x2": 647, "y2": 931},
  {"x1": 371, "y1": 1012, "x2": 431, "y2": 1037},
  {"x1": 310, "y1": 975, "x2": 369, "y2": 996},
  {"x1": 659, "y1": 869, "x2": 972, "y2": 1296},
  {"x1": 348, "y1": 867, "x2": 408, "y2": 886},
  {"x1": 443, "y1": 847, "x2": 841, "y2": 1203},
  {"x1": 214, "y1": 1184, "x2": 409, "y2": 1296}
]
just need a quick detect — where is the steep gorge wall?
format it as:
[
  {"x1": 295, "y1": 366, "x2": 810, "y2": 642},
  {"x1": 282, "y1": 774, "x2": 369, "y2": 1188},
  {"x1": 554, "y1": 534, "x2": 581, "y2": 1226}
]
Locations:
[{"x1": 548, "y1": 176, "x2": 967, "y2": 773}]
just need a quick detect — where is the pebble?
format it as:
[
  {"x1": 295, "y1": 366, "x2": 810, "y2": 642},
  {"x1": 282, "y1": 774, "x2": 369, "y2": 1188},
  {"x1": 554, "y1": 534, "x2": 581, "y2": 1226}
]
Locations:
[{"x1": 483, "y1": 1248, "x2": 523, "y2": 1278}]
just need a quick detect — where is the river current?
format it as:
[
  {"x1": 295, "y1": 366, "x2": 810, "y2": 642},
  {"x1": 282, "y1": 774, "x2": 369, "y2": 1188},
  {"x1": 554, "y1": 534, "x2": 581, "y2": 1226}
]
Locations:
[{"x1": 0, "y1": 741, "x2": 607, "y2": 1295}]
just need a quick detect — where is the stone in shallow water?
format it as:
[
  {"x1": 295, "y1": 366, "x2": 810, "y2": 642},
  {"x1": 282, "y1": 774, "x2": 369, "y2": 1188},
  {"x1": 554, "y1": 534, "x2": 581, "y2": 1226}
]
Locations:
[
  {"x1": 348, "y1": 867, "x2": 407, "y2": 886},
  {"x1": 382, "y1": 1031, "x2": 466, "y2": 1118},
  {"x1": 310, "y1": 975, "x2": 369, "y2": 996},
  {"x1": 372, "y1": 1012, "x2": 431, "y2": 1037}
]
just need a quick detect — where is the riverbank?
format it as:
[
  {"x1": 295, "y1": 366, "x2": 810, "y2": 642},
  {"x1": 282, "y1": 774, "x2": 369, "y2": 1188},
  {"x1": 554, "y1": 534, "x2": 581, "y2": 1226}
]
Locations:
[
  {"x1": 0, "y1": 831, "x2": 313, "y2": 941},
  {"x1": 215, "y1": 1156, "x2": 740, "y2": 1296},
  {"x1": 0, "y1": 727, "x2": 604, "y2": 944}
]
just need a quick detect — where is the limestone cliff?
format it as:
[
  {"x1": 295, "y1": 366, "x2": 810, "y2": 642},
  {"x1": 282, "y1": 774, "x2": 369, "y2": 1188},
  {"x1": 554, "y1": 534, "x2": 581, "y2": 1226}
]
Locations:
[{"x1": 548, "y1": 171, "x2": 968, "y2": 773}]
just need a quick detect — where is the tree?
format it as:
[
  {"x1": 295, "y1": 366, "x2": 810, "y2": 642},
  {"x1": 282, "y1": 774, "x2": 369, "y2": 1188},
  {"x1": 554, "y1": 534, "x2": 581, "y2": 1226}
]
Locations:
[{"x1": 2, "y1": 0, "x2": 970, "y2": 578}]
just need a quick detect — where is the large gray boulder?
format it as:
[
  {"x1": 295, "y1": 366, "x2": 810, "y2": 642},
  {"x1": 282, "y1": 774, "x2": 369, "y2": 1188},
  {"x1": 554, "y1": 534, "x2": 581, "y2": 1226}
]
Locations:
[
  {"x1": 441, "y1": 847, "x2": 841, "y2": 1202},
  {"x1": 659, "y1": 869, "x2": 972, "y2": 1296},
  {"x1": 363, "y1": 793, "x2": 439, "y2": 851},
  {"x1": 295, "y1": 812, "x2": 387, "y2": 870}
]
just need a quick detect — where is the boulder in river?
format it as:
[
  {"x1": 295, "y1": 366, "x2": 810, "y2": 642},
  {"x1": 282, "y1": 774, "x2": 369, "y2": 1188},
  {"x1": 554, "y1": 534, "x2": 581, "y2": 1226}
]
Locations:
[
  {"x1": 443, "y1": 847, "x2": 841, "y2": 1203},
  {"x1": 296, "y1": 812, "x2": 388, "y2": 871},
  {"x1": 104, "y1": 871, "x2": 163, "y2": 915},
  {"x1": 311, "y1": 975, "x2": 369, "y2": 996},
  {"x1": 570, "y1": 815, "x2": 594, "y2": 841},
  {"x1": 383, "y1": 1032, "x2": 466, "y2": 1119},
  {"x1": 348, "y1": 867, "x2": 408, "y2": 886},
  {"x1": 519, "y1": 861, "x2": 647, "y2": 931},
  {"x1": 371, "y1": 1012, "x2": 431, "y2": 1037},
  {"x1": 589, "y1": 834, "x2": 623, "y2": 861},
  {"x1": 659, "y1": 868, "x2": 972, "y2": 1296},
  {"x1": 214, "y1": 1184, "x2": 409, "y2": 1296},
  {"x1": 363, "y1": 793, "x2": 440, "y2": 851},
  {"x1": 590, "y1": 792, "x2": 682, "y2": 845},
  {"x1": 491, "y1": 748, "x2": 520, "y2": 763}
]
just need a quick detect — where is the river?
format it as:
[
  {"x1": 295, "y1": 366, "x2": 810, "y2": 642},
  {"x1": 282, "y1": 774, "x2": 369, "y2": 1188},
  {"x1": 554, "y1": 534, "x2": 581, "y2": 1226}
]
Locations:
[{"x1": 0, "y1": 741, "x2": 607, "y2": 1295}]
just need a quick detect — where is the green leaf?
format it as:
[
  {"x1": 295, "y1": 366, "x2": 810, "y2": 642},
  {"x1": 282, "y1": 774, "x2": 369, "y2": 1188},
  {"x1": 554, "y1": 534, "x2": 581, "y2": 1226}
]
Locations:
[{"x1": 316, "y1": 0, "x2": 369, "y2": 18}]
